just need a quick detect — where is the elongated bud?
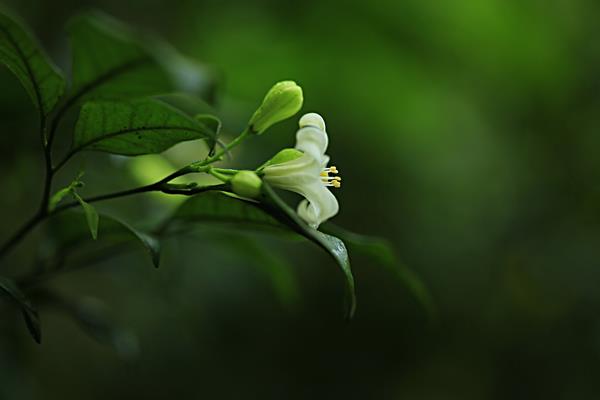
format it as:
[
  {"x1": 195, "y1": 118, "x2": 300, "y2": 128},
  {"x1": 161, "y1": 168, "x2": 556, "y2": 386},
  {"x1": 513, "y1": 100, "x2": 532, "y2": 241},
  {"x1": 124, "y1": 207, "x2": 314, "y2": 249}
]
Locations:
[
  {"x1": 230, "y1": 170, "x2": 263, "y2": 198},
  {"x1": 249, "y1": 81, "x2": 303, "y2": 134}
]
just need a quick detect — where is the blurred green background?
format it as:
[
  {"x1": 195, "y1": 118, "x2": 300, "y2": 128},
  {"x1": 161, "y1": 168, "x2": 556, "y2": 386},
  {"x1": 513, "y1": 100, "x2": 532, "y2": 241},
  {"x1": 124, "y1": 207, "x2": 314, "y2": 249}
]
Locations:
[{"x1": 2, "y1": 0, "x2": 600, "y2": 398}]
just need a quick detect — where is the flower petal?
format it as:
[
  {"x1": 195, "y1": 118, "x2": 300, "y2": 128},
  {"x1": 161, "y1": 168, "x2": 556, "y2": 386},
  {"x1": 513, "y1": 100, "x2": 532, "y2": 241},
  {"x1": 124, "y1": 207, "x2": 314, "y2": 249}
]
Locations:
[
  {"x1": 295, "y1": 126, "x2": 328, "y2": 163},
  {"x1": 299, "y1": 113, "x2": 326, "y2": 131},
  {"x1": 262, "y1": 153, "x2": 321, "y2": 189},
  {"x1": 296, "y1": 182, "x2": 339, "y2": 228}
]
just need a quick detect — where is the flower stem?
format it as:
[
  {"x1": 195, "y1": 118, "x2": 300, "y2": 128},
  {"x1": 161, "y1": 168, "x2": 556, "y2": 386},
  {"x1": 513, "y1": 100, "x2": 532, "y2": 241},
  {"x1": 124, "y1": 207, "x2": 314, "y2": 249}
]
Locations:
[
  {"x1": 0, "y1": 128, "x2": 250, "y2": 264},
  {"x1": 192, "y1": 128, "x2": 250, "y2": 168}
]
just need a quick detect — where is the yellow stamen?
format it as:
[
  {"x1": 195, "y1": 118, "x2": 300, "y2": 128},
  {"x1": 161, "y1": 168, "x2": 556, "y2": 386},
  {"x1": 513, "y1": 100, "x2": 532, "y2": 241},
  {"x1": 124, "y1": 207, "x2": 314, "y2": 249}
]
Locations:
[{"x1": 321, "y1": 166, "x2": 341, "y2": 188}]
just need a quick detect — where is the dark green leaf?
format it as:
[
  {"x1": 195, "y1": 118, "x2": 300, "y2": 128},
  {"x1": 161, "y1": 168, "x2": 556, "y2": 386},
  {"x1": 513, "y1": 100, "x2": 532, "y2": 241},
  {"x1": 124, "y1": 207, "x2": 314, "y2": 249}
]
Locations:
[
  {"x1": 170, "y1": 191, "x2": 284, "y2": 231},
  {"x1": 168, "y1": 187, "x2": 356, "y2": 317},
  {"x1": 0, "y1": 10, "x2": 65, "y2": 115},
  {"x1": 321, "y1": 224, "x2": 437, "y2": 321},
  {"x1": 258, "y1": 184, "x2": 356, "y2": 318},
  {"x1": 72, "y1": 98, "x2": 214, "y2": 156},
  {"x1": 196, "y1": 114, "x2": 222, "y2": 155},
  {"x1": 47, "y1": 211, "x2": 160, "y2": 268},
  {"x1": 154, "y1": 94, "x2": 222, "y2": 153},
  {"x1": 67, "y1": 11, "x2": 212, "y2": 103},
  {"x1": 0, "y1": 276, "x2": 41, "y2": 343},
  {"x1": 211, "y1": 233, "x2": 299, "y2": 308}
]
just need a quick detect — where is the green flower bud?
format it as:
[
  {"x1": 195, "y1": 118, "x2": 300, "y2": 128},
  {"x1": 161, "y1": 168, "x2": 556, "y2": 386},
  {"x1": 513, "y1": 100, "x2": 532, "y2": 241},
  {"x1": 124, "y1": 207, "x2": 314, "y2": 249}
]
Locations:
[
  {"x1": 249, "y1": 81, "x2": 303, "y2": 134},
  {"x1": 230, "y1": 170, "x2": 263, "y2": 198}
]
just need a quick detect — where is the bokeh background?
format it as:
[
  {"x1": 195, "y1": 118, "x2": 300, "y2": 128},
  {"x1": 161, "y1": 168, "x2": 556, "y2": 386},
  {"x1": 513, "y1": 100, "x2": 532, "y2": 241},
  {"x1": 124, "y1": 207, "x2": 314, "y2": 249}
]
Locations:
[{"x1": 2, "y1": 0, "x2": 600, "y2": 398}]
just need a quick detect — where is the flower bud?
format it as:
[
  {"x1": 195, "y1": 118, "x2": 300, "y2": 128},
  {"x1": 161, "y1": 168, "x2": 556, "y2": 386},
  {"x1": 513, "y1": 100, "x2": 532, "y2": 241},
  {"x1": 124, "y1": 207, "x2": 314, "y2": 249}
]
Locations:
[
  {"x1": 249, "y1": 81, "x2": 303, "y2": 134},
  {"x1": 230, "y1": 170, "x2": 263, "y2": 198}
]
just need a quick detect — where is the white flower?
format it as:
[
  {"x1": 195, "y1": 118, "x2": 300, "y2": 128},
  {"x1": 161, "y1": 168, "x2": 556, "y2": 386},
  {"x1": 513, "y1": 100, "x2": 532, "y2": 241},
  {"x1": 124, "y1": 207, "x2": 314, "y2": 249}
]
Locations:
[{"x1": 261, "y1": 113, "x2": 341, "y2": 228}]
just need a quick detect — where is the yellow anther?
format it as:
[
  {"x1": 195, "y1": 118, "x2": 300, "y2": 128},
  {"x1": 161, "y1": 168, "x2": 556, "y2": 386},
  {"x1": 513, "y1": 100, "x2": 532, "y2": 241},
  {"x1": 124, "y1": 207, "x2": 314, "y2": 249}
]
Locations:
[
  {"x1": 329, "y1": 166, "x2": 338, "y2": 174},
  {"x1": 333, "y1": 176, "x2": 341, "y2": 181},
  {"x1": 332, "y1": 181, "x2": 341, "y2": 188},
  {"x1": 320, "y1": 171, "x2": 328, "y2": 177}
]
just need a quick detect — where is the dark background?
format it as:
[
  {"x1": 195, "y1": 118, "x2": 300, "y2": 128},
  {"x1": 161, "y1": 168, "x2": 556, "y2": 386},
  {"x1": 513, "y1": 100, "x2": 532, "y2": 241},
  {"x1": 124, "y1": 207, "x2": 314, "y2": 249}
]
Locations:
[{"x1": 2, "y1": 0, "x2": 600, "y2": 398}]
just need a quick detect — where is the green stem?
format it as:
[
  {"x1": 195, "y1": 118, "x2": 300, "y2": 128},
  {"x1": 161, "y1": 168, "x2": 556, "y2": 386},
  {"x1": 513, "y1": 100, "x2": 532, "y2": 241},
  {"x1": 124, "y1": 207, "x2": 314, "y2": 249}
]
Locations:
[
  {"x1": 0, "y1": 127, "x2": 250, "y2": 263},
  {"x1": 193, "y1": 128, "x2": 249, "y2": 168}
]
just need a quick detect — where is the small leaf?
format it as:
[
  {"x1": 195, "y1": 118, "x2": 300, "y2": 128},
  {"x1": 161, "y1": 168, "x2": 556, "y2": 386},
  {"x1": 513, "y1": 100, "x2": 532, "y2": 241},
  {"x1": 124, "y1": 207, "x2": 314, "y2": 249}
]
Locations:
[
  {"x1": 48, "y1": 186, "x2": 73, "y2": 211},
  {"x1": 71, "y1": 192, "x2": 99, "y2": 240},
  {"x1": 0, "y1": 276, "x2": 41, "y2": 343},
  {"x1": 80, "y1": 200, "x2": 99, "y2": 240},
  {"x1": 47, "y1": 211, "x2": 160, "y2": 268},
  {"x1": 72, "y1": 98, "x2": 214, "y2": 156},
  {"x1": 0, "y1": 10, "x2": 65, "y2": 115},
  {"x1": 48, "y1": 171, "x2": 85, "y2": 211},
  {"x1": 67, "y1": 11, "x2": 212, "y2": 103},
  {"x1": 322, "y1": 224, "x2": 437, "y2": 321}
]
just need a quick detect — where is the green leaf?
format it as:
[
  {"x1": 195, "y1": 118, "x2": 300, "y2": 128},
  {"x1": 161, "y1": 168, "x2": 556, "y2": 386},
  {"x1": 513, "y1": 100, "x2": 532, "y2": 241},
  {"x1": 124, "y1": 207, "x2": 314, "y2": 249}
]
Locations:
[
  {"x1": 48, "y1": 171, "x2": 85, "y2": 211},
  {"x1": 170, "y1": 191, "x2": 284, "y2": 232},
  {"x1": 0, "y1": 276, "x2": 41, "y2": 343},
  {"x1": 259, "y1": 184, "x2": 356, "y2": 318},
  {"x1": 47, "y1": 211, "x2": 160, "y2": 268},
  {"x1": 196, "y1": 114, "x2": 222, "y2": 155},
  {"x1": 48, "y1": 186, "x2": 73, "y2": 211},
  {"x1": 155, "y1": 94, "x2": 221, "y2": 153},
  {"x1": 67, "y1": 11, "x2": 212, "y2": 103},
  {"x1": 168, "y1": 187, "x2": 356, "y2": 317},
  {"x1": 226, "y1": 235, "x2": 299, "y2": 309},
  {"x1": 72, "y1": 193, "x2": 99, "y2": 240},
  {"x1": 321, "y1": 224, "x2": 437, "y2": 321},
  {"x1": 72, "y1": 98, "x2": 214, "y2": 156},
  {"x1": 0, "y1": 10, "x2": 65, "y2": 115}
]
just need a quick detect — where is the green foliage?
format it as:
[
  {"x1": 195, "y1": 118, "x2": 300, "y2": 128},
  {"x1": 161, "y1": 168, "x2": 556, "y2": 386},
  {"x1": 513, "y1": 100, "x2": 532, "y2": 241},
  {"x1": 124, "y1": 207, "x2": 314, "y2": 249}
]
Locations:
[
  {"x1": 0, "y1": 10, "x2": 64, "y2": 116},
  {"x1": 47, "y1": 211, "x2": 160, "y2": 268},
  {"x1": 259, "y1": 184, "x2": 356, "y2": 318},
  {"x1": 322, "y1": 224, "x2": 437, "y2": 321},
  {"x1": 0, "y1": 276, "x2": 41, "y2": 343},
  {"x1": 48, "y1": 172, "x2": 98, "y2": 239},
  {"x1": 169, "y1": 187, "x2": 356, "y2": 318},
  {"x1": 170, "y1": 191, "x2": 283, "y2": 231},
  {"x1": 72, "y1": 98, "x2": 215, "y2": 156},
  {"x1": 195, "y1": 114, "x2": 221, "y2": 154},
  {"x1": 67, "y1": 11, "x2": 192, "y2": 102},
  {"x1": 71, "y1": 192, "x2": 99, "y2": 240},
  {"x1": 223, "y1": 235, "x2": 300, "y2": 309},
  {"x1": 0, "y1": 8, "x2": 421, "y2": 348},
  {"x1": 48, "y1": 171, "x2": 84, "y2": 211},
  {"x1": 48, "y1": 186, "x2": 75, "y2": 211}
]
